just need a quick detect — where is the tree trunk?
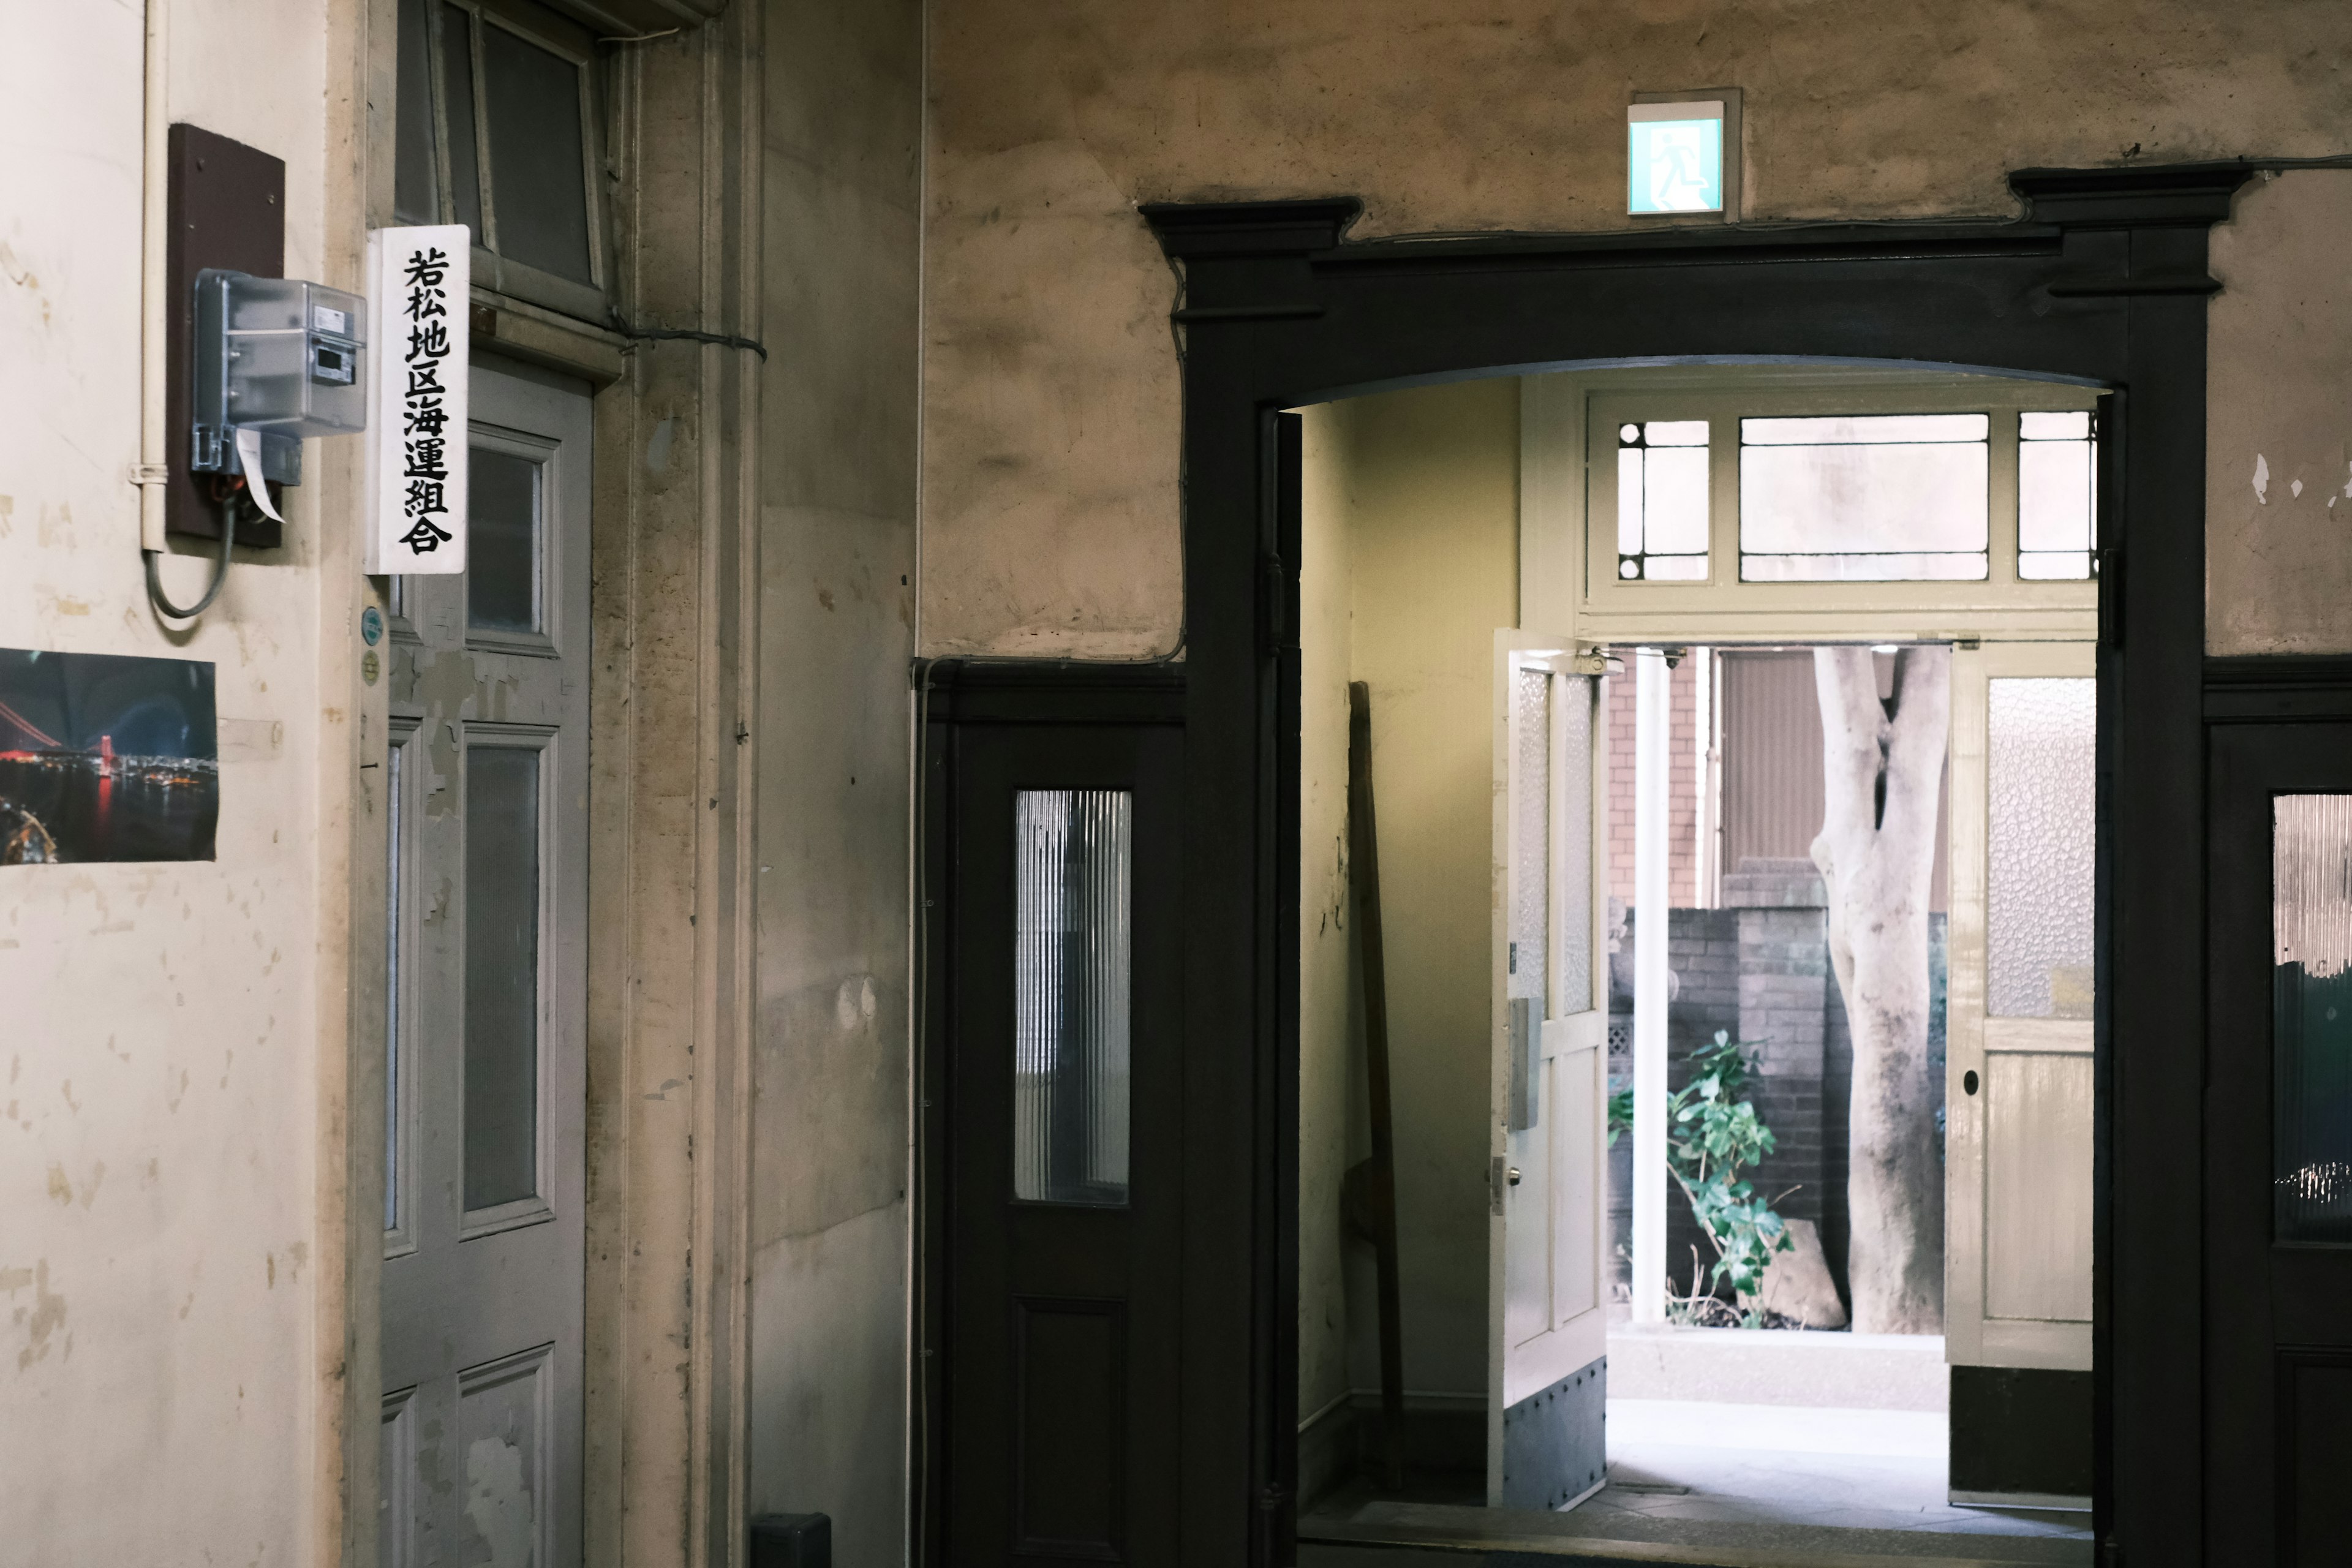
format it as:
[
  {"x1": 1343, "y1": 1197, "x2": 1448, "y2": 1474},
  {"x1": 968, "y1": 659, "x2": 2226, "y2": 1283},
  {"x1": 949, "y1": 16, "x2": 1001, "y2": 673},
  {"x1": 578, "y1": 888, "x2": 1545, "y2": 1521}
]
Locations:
[{"x1": 1811, "y1": 646, "x2": 1948, "y2": 1334}]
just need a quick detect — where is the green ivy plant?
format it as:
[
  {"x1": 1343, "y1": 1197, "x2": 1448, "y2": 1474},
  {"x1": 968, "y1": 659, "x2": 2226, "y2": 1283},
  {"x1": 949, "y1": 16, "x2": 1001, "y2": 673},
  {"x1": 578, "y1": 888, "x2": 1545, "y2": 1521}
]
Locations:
[{"x1": 1608, "y1": 1029, "x2": 1795, "y2": 1324}]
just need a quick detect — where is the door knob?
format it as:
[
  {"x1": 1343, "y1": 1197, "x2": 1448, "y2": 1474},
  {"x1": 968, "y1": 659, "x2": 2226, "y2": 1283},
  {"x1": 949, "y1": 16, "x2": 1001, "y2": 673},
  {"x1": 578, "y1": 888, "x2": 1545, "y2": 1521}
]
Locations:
[{"x1": 1507, "y1": 1166, "x2": 1522, "y2": 1186}]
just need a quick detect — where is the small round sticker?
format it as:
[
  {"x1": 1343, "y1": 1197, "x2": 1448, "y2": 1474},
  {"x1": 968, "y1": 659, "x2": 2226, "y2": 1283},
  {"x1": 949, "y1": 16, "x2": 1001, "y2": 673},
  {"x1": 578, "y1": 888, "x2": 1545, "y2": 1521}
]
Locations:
[
  {"x1": 361, "y1": 605, "x2": 385, "y2": 646},
  {"x1": 361, "y1": 649, "x2": 380, "y2": 686}
]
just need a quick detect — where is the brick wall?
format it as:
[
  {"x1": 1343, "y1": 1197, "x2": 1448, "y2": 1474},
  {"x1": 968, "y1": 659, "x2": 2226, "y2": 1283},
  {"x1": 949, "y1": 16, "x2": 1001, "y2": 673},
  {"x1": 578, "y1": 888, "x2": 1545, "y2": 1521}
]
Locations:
[
  {"x1": 1605, "y1": 897, "x2": 1948, "y2": 1313},
  {"x1": 1602, "y1": 659, "x2": 1701, "y2": 908}
]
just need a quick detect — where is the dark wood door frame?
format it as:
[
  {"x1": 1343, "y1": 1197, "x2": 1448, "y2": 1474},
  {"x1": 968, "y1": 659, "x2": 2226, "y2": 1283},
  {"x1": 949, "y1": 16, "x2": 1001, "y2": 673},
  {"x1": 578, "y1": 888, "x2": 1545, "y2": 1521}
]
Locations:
[
  {"x1": 1132, "y1": 167, "x2": 2250, "y2": 1567},
  {"x1": 918, "y1": 164, "x2": 2264, "y2": 1568}
]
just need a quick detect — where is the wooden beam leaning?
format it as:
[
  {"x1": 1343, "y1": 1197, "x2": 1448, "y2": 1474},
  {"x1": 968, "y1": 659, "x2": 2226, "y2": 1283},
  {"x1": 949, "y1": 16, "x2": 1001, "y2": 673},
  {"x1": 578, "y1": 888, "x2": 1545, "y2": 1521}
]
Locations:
[{"x1": 1344, "y1": 680, "x2": 1408, "y2": 1492}]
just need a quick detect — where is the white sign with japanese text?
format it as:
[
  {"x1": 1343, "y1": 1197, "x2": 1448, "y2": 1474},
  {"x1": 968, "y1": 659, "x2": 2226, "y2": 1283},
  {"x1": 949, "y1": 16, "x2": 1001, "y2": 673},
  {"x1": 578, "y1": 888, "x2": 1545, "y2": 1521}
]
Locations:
[{"x1": 364, "y1": 226, "x2": 469, "y2": 574}]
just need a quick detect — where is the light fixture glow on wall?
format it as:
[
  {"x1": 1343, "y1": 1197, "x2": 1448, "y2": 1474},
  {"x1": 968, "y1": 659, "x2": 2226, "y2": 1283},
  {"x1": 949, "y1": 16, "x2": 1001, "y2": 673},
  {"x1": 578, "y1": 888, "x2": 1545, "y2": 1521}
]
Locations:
[{"x1": 1627, "y1": 101, "x2": 1725, "y2": 216}]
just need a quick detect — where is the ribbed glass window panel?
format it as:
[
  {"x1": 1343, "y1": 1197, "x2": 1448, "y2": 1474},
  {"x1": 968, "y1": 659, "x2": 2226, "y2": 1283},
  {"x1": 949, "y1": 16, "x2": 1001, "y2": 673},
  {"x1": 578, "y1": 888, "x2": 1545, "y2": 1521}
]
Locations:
[
  {"x1": 1740, "y1": 413, "x2": 1988, "y2": 582},
  {"x1": 1558, "y1": 676, "x2": 1594, "y2": 1012},
  {"x1": 385, "y1": 737, "x2": 405, "y2": 1231},
  {"x1": 2019, "y1": 412, "x2": 2097, "y2": 581},
  {"x1": 393, "y1": 0, "x2": 439, "y2": 225},
  {"x1": 1014, "y1": 790, "x2": 1133, "y2": 1206},
  {"x1": 480, "y1": 24, "x2": 595, "y2": 285},
  {"x1": 1986, "y1": 678, "x2": 2096, "y2": 1018},
  {"x1": 439, "y1": 3, "x2": 483, "y2": 246},
  {"x1": 1615, "y1": 421, "x2": 1709, "y2": 581},
  {"x1": 467, "y1": 448, "x2": 542, "y2": 634},
  {"x1": 463, "y1": 745, "x2": 541, "y2": 1211},
  {"x1": 1512, "y1": 669, "x2": 1550, "y2": 1006},
  {"x1": 2275, "y1": 795, "x2": 2352, "y2": 1243}
]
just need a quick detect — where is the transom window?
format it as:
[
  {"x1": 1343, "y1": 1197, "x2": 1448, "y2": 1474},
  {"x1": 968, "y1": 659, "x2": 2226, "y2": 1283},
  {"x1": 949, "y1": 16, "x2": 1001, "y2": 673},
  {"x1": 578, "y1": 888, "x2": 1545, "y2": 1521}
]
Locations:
[
  {"x1": 394, "y1": 0, "x2": 607, "y2": 320},
  {"x1": 1583, "y1": 377, "x2": 2102, "y2": 609}
]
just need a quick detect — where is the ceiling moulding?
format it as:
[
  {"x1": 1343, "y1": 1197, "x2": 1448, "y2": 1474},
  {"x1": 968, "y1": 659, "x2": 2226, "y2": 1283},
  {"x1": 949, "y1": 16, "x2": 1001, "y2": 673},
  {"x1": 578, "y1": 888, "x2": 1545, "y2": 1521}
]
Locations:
[{"x1": 540, "y1": 0, "x2": 725, "y2": 36}]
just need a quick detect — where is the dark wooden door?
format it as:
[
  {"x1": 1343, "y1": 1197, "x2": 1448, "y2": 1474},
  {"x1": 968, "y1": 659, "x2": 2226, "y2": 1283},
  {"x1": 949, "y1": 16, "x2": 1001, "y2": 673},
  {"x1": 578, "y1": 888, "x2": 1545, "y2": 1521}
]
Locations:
[
  {"x1": 935, "y1": 718, "x2": 1185, "y2": 1564},
  {"x1": 2207, "y1": 719, "x2": 2352, "y2": 1564}
]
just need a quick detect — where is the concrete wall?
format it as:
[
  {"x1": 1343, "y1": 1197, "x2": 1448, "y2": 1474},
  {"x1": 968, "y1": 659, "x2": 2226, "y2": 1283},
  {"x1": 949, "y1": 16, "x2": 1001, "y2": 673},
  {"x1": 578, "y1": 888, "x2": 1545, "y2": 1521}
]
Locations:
[
  {"x1": 921, "y1": 0, "x2": 2352, "y2": 659},
  {"x1": 746, "y1": 1, "x2": 924, "y2": 1562},
  {"x1": 0, "y1": 0, "x2": 363, "y2": 1559},
  {"x1": 1295, "y1": 378, "x2": 1520, "y2": 1409}
]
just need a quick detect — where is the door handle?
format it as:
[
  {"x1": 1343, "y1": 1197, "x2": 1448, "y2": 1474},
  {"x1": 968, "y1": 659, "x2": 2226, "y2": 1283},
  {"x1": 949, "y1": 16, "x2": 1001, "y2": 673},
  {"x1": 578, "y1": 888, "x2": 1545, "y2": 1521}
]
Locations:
[{"x1": 1507, "y1": 1166, "x2": 1522, "y2": 1186}]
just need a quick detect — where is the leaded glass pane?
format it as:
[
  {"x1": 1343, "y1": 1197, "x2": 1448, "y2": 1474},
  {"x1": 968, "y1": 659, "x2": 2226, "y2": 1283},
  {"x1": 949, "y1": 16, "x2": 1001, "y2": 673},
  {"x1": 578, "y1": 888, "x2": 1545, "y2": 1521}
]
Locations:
[
  {"x1": 1014, "y1": 790, "x2": 1133, "y2": 1206},
  {"x1": 2019, "y1": 410, "x2": 2097, "y2": 581},
  {"x1": 1616, "y1": 421, "x2": 1709, "y2": 581},
  {"x1": 1987, "y1": 678, "x2": 2095, "y2": 1018}
]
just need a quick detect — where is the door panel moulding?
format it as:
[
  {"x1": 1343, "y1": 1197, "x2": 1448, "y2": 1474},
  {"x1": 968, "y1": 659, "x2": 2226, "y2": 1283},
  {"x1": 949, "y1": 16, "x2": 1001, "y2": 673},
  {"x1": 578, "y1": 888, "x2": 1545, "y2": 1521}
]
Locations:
[{"x1": 1136, "y1": 162, "x2": 2242, "y2": 1564}]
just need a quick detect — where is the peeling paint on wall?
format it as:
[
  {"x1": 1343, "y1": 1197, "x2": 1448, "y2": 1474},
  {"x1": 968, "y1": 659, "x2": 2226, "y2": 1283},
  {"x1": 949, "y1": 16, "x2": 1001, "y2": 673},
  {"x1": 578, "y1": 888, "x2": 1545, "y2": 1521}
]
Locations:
[{"x1": 2209, "y1": 172, "x2": 2352, "y2": 654}]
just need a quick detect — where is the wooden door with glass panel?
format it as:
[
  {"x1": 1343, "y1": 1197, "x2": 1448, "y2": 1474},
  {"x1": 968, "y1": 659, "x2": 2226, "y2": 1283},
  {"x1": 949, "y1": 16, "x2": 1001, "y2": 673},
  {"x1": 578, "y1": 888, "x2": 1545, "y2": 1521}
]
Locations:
[
  {"x1": 381, "y1": 358, "x2": 591, "y2": 1567},
  {"x1": 1488, "y1": 639, "x2": 1608, "y2": 1511},
  {"x1": 1945, "y1": 646, "x2": 2095, "y2": 1457}
]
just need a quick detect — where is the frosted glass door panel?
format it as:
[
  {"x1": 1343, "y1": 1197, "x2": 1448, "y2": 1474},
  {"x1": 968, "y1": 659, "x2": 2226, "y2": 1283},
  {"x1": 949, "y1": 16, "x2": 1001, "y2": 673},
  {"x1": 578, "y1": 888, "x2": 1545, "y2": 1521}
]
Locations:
[
  {"x1": 1988, "y1": 678, "x2": 2095, "y2": 1018},
  {"x1": 1014, "y1": 790, "x2": 1133, "y2": 1206},
  {"x1": 2275, "y1": 794, "x2": 2352, "y2": 1244},
  {"x1": 1556, "y1": 674, "x2": 1594, "y2": 1014},
  {"x1": 1740, "y1": 413, "x2": 1989, "y2": 581},
  {"x1": 1512, "y1": 668, "x2": 1551, "y2": 1006},
  {"x1": 467, "y1": 447, "x2": 543, "y2": 635},
  {"x1": 463, "y1": 742, "x2": 542, "y2": 1212}
]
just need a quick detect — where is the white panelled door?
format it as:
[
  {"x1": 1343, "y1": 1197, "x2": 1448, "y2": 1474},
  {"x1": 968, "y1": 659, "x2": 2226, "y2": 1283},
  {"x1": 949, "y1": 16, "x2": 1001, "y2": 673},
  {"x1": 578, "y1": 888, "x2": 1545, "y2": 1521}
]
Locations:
[
  {"x1": 381, "y1": 358, "x2": 592, "y2": 1567},
  {"x1": 1945, "y1": 642, "x2": 2096, "y2": 1373},
  {"x1": 1487, "y1": 636, "x2": 1609, "y2": 1510}
]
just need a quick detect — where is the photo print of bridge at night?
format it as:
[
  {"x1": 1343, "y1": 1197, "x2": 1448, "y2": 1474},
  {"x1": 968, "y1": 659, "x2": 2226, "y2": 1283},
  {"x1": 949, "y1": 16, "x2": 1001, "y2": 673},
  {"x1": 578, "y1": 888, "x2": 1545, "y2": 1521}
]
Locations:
[{"x1": 0, "y1": 649, "x2": 218, "y2": 864}]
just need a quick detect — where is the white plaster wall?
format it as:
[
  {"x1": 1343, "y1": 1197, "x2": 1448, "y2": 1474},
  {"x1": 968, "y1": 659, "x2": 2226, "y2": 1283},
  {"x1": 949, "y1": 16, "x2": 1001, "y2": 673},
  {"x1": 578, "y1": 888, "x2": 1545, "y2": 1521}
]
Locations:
[
  {"x1": 0, "y1": 1, "x2": 341, "y2": 1558},
  {"x1": 1292, "y1": 380, "x2": 1522, "y2": 1407},
  {"x1": 2207, "y1": 170, "x2": 2352, "y2": 656},
  {"x1": 1296, "y1": 399, "x2": 1359, "y2": 1427},
  {"x1": 747, "y1": 0, "x2": 923, "y2": 1561}
]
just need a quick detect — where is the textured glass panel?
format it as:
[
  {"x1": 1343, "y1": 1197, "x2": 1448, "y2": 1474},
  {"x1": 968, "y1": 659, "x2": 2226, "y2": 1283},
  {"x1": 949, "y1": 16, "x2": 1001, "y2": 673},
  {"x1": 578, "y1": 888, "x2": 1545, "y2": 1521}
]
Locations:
[
  {"x1": 385, "y1": 738, "x2": 405, "y2": 1231},
  {"x1": 467, "y1": 448, "x2": 541, "y2": 634},
  {"x1": 439, "y1": 4, "x2": 483, "y2": 245},
  {"x1": 2274, "y1": 795, "x2": 2352, "y2": 1243},
  {"x1": 1512, "y1": 669, "x2": 1550, "y2": 1006},
  {"x1": 1987, "y1": 678, "x2": 2096, "y2": 1018},
  {"x1": 1014, "y1": 790, "x2": 1132, "y2": 1205},
  {"x1": 1616, "y1": 422, "x2": 1709, "y2": 580},
  {"x1": 393, "y1": 0, "x2": 439, "y2": 225},
  {"x1": 1743, "y1": 414, "x2": 1989, "y2": 445},
  {"x1": 464, "y1": 745, "x2": 540, "y2": 1210},
  {"x1": 1557, "y1": 676, "x2": 1594, "y2": 1012},
  {"x1": 481, "y1": 24, "x2": 594, "y2": 285}
]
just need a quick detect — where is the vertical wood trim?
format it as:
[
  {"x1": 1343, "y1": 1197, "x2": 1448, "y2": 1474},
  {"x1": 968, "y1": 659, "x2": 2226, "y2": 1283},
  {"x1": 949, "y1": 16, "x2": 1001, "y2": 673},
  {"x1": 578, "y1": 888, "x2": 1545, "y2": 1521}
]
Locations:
[
  {"x1": 332, "y1": 0, "x2": 393, "y2": 1562},
  {"x1": 1519, "y1": 374, "x2": 1584, "y2": 636}
]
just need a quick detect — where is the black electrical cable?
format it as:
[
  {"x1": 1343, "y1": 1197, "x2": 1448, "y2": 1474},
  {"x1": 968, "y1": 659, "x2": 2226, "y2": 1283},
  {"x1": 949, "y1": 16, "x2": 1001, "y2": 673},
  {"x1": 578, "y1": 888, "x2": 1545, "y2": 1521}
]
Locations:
[{"x1": 144, "y1": 479, "x2": 241, "y2": 622}]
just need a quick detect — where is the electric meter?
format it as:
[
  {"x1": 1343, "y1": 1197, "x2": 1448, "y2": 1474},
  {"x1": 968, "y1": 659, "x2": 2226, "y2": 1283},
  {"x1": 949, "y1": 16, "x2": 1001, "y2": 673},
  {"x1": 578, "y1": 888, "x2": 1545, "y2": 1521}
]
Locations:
[{"x1": 190, "y1": 269, "x2": 368, "y2": 487}]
